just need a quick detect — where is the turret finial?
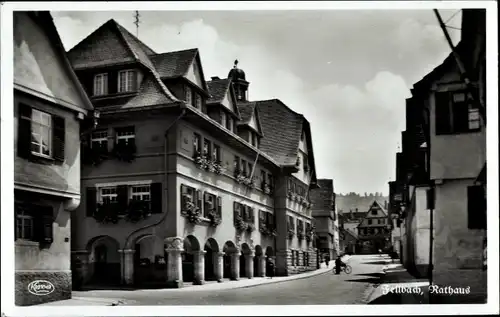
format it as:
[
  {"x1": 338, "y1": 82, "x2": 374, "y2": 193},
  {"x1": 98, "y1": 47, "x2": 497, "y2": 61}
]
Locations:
[{"x1": 234, "y1": 59, "x2": 239, "y2": 67}]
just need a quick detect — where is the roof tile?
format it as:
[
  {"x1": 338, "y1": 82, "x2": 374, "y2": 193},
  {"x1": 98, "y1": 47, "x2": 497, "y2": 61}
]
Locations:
[
  {"x1": 207, "y1": 78, "x2": 230, "y2": 104},
  {"x1": 255, "y1": 99, "x2": 303, "y2": 165},
  {"x1": 149, "y1": 48, "x2": 198, "y2": 79}
]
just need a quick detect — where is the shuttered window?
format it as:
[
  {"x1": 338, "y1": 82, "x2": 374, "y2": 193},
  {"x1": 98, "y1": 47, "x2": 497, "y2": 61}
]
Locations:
[{"x1": 18, "y1": 104, "x2": 65, "y2": 162}]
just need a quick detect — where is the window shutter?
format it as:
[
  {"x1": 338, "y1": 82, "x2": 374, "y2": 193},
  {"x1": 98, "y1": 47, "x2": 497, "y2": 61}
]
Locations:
[
  {"x1": 468, "y1": 186, "x2": 486, "y2": 230},
  {"x1": 435, "y1": 92, "x2": 451, "y2": 134},
  {"x1": 52, "y1": 115, "x2": 66, "y2": 162},
  {"x1": 117, "y1": 185, "x2": 129, "y2": 209},
  {"x1": 17, "y1": 104, "x2": 32, "y2": 159},
  {"x1": 180, "y1": 184, "x2": 187, "y2": 210},
  {"x1": 250, "y1": 207, "x2": 255, "y2": 224},
  {"x1": 196, "y1": 189, "x2": 202, "y2": 210},
  {"x1": 217, "y1": 196, "x2": 222, "y2": 218},
  {"x1": 35, "y1": 206, "x2": 53, "y2": 244},
  {"x1": 233, "y1": 202, "x2": 240, "y2": 226},
  {"x1": 242, "y1": 205, "x2": 248, "y2": 221},
  {"x1": 151, "y1": 182, "x2": 162, "y2": 214},
  {"x1": 86, "y1": 187, "x2": 97, "y2": 217}
]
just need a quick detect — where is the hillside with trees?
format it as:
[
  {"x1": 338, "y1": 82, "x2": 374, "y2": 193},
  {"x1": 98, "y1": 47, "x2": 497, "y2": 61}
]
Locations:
[{"x1": 336, "y1": 192, "x2": 389, "y2": 214}]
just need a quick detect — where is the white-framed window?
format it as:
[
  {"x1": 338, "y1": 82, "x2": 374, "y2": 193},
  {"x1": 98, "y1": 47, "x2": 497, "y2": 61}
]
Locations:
[
  {"x1": 100, "y1": 187, "x2": 118, "y2": 204},
  {"x1": 185, "y1": 86, "x2": 193, "y2": 105},
  {"x1": 193, "y1": 133, "x2": 201, "y2": 154},
  {"x1": 91, "y1": 130, "x2": 108, "y2": 151},
  {"x1": 118, "y1": 70, "x2": 136, "y2": 93},
  {"x1": 435, "y1": 90, "x2": 481, "y2": 134},
  {"x1": 93, "y1": 73, "x2": 108, "y2": 96},
  {"x1": 16, "y1": 208, "x2": 34, "y2": 240},
  {"x1": 203, "y1": 139, "x2": 211, "y2": 156},
  {"x1": 30, "y1": 109, "x2": 52, "y2": 157},
  {"x1": 213, "y1": 144, "x2": 221, "y2": 162},
  {"x1": 116, "y1": 127, "x2": 135, "y2": 145},
  {"x1": 130, "y1": 185, "x2": 151, "y2": 202},
  {"x1": 227, "y1": 117, "x2": 233, "y2": 132}
]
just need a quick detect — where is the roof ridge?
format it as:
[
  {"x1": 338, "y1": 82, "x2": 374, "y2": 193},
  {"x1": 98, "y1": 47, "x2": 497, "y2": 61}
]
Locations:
[
  {"x1": 67, "y1": 18, "x2": 115, "y2": 53},
  {"x1": 150, "y1": 48, "x2": 199, "y2": 57},
  {"x1": 114, "y1": 22, "x2": 157, "y2": 55}
]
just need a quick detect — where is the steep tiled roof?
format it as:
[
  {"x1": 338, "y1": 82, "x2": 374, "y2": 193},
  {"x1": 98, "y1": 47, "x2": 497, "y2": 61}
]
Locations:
[
  {"x1": 67, "y1": 19, "x2": 134, "y2": 70},
  {"x1": 237, "y1": 102, "x2": 256, "y2": 124},
  {"x1": 67, "y1": 19, "x2": 180, "y2": 109},
  {"x1": 149, "y1": 48, "x2": 198, "y2": 79},
  {"x1": 93, "y1": 74, "x2": 177, "y2": 112},
  {"x1": 255, "y1": 99, "x2": 304, "y2": 166},
  {"x1": 207, "y1": 78, "x2": 231, "y2": 104},
  {"x1": 310, "y1": 179, "x2": 334, "y2": 212}
]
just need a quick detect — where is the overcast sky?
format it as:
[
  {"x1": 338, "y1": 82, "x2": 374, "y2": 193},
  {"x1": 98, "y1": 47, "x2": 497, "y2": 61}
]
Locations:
[{"x1": 52, "y1": 9, "x2": 462, "y2": 195}]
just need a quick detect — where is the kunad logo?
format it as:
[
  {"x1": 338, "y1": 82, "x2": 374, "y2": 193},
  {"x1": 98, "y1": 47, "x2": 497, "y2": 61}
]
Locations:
[{"x1": 27, "y1": 280, "x2": 55, "y2": 296}]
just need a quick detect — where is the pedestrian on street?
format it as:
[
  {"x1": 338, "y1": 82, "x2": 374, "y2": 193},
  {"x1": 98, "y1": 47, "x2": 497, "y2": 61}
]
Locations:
[
  {"x1": 268, "y1": 258, "x2": 275, "y2": 279},
  {"x1": 334, "y1": 256, "x2": 342, "y2": 275},
  {"x1": 325, "y1": 255, "x2": 330, "y2": 268}
]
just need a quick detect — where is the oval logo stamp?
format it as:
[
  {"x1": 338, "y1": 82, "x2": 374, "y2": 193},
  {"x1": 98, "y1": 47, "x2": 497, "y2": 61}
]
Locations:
[{"x1": 27, "y1": 280, "x2": 55, "y2": 296}]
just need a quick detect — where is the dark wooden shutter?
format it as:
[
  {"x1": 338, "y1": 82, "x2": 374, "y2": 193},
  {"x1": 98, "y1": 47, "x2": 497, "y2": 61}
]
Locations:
[
  {"x1": 35, "y1": 206, "x2": 53, "y2": 244},
  {"x1": 17, "y1": 104, "x2": 32, "y2": 159},
  {"x1": 117, "y1": 185, "x2": 129, "y2": 209},
  {"x1": 435, "y1": 92, "x2": 451, "y2": 135},
  {"x1": 203, "y1": 192, "x2": 210, "y2": 216},
  {"x1": 268, "y1": 212, "x2": 275, "y2": 229},
  {"x1": 468, "y1": 185, "x2": 486, "y2": 230},
  {"x1": 180, "y1": 185, "x2": 187, "y2": 211},
  {"x1": 52, "y1": 115, "x2": 66, "y2": 162},
  {"x1": 217, "y1": 196, "x2": 222, "y2": 218},
  {"x1": 233, "y1": 202, "x2": 240, "y2": 225},
  {"x1": 86, "y1": 187, "x2": 97, "y2": 217},
  {"x1": 109, "y1": 71, "x2": 117, "y2": 94},
  {"x1": 150, "y1": 182, "x2": 162, "y2": 214},
  {"x1": 196, "y1": 189, "x2": 202, "y2": 210},
  {"x1": 250, "y1": 207, "x2": 255, "y2": 223}
]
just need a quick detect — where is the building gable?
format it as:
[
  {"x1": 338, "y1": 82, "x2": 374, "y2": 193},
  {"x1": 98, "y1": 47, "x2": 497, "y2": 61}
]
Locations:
[
  {"x1": 299, "y1": 129, "x2": 308, "y2": 154},
  {"x1": 184, "y1": 57, "x2": 207, "y2": 91},
  {"x1": 14, "y1": 12, "x2": 92, "y2": 112},
  {"x1": 221, "y1": 88, "x2": 238, "y2": 114}
]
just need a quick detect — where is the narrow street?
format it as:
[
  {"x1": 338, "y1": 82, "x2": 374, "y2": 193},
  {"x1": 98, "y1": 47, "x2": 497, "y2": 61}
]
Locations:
[{"x1": 73, "y1": 254, "x2": 390, "y2": 305}]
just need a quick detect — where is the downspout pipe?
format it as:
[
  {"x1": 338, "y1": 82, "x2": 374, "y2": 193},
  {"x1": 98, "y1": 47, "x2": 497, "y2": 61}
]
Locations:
[{"x1": 121, "y1": 107, "x2": 187, "y2": 284}]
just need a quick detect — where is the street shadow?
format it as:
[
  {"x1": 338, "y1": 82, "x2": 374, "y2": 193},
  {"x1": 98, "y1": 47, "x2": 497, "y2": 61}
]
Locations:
[
  {"x1": 361, "y1": 261, "x2": 394, "y2": 265},
  {"x1": 381, "y1": 271, "x2": 428, "y2": 283},
  {"x1": 77, "y1": 282, "x2": 170, "y2": 291},
  {"x1": 345, "y1": 277, "x2": 381, "y2": 283},
  {"x1": 355, "y1": 273, "x2": 385, "y2": 278}
]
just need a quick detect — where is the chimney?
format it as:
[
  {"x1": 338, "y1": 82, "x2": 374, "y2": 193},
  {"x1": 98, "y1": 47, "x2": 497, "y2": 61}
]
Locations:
[
  {"x1": 384, "y1": 200, "x2": 388, "y2": 210},
  {"x1": 211, "y1": 76, "x2": 220, "y2": 80}
]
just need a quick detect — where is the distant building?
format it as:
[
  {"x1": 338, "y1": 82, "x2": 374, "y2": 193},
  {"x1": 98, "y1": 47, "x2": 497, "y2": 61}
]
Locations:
[
  {"x1": 339, "y1": 228, "x2": 358, "y2": 255},
  {"x1": 310, "y1": 179, "x2": 340, "y2": 260},
  {"x1": 356, "y1": 201, "x2": 391, "y2": 254},
  {"x1": 13, "y1": 11, "x2": 95, "y2": 305}
]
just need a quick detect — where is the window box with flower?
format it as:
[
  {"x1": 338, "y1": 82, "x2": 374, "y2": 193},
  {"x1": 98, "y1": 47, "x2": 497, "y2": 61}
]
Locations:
[
  {"x1": 213, "y1": 160, "x2": 225, "y2": 175},
  {"x1": 287, "y1": 228, "x2": 295, "y2": 239},
  {"x1": 247, "y1": 223, "x2": 256, "y2": 233},
  {"x1": 112, "y1": 140, "x2": 137, "y2": 162},
  {"x1": 93, "y1": 202, "x2": 120, "y2": 224},
  {"x1": 125, "y1": 200, "x2": 151, "y2": 223},
  {"x1": 207, "y1": 209, "x2": 222, "y2": 227},
  {"x1": 234, "y1": 215, "x2": 248, "y2": 232},
  {"x1": 194, "y1": 151, "x2": 210, "y2": 170}
]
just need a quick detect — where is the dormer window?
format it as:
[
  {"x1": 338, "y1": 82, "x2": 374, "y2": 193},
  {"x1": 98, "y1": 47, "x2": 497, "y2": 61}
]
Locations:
[
  {"x1": 185, "y1": 87, "x2": 193, "y2": 105},
  {"x1": 118, "y1": 70, "x2": 137, "y2": 93},
  {"x1": 195, "y1": 94, "x2": 202, "y2": 110},
  {"x1": 220, "y1": 110, "x2": 226, "y2": 126},
  {"x1": 227, "y1": 117, "x2": 233, "y2": 132},
  {"x1": 93, "y1": 73, "x2": 108, "y2": 96}
]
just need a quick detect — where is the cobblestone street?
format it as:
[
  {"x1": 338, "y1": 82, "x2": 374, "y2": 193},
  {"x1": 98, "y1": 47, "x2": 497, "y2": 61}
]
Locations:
[{"x1": 73, "y1": 255, "x2": 389, "y2": 305}]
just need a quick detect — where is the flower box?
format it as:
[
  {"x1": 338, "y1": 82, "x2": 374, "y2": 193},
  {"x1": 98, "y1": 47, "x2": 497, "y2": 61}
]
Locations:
[
  {"x1": 247, "y1": 223, "x2": 256, "y2": 232},
  {"x1": 207, "y1": 209, "x2": 222, "y2": 227}
]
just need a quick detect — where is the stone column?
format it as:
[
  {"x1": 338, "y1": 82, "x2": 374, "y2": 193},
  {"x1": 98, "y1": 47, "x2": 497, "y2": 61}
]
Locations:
[
  {"x1": 245, "y1": 252, "x2": 255, "y2": 279},
  {"x1": 165, "y1": 237, "x2": 184, "y2": 288},
  {"x1": 215, "y1": 252, "x2": 224, "y2": 282},
  {"x1": 193, "y1": 250, "x2": 206, "y2": 285},
  {"x1": 259, "y1": 255, "x2": 267, "y2": 277},
  {"x1": 119, "y1": 249, "x2": 135, "y2": 285},
  {"x1": 230, "y1": 251, "x2": 240, "y2": 280}
]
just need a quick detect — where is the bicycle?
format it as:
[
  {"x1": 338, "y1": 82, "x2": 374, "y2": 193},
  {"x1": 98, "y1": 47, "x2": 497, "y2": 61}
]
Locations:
[{"x1": 342, "y1": 264, "x2": 352, "y2": 274}]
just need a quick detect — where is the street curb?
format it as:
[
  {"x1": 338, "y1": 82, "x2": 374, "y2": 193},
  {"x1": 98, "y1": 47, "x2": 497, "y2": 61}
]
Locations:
[{"x1": 235, "y1": 268, "x2": 333, "y2": 291}]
